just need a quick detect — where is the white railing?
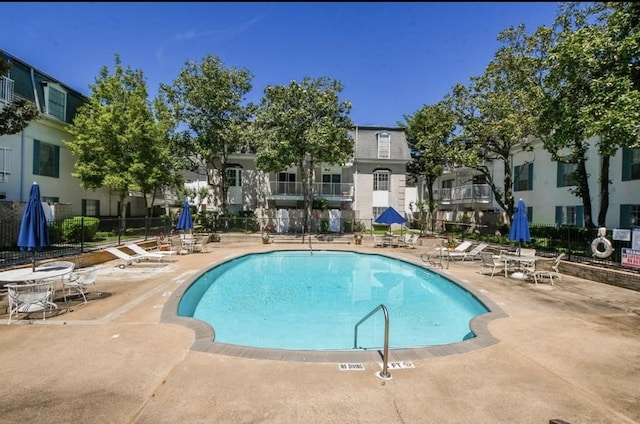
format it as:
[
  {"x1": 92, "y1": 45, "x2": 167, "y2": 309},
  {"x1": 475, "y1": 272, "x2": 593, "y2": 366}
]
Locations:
[
  {"x1": 437, "y1": 184, "x2": 492, "y2": 204},
  {"x1": 0, "y1": 76, "x2": 14, "y2": 104},
  {"x1": 268, "y1": 182, "x2": 354, "y2": 198}
]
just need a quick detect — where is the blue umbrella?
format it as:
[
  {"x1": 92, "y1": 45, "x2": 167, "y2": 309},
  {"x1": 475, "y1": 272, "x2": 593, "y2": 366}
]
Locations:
[
  {"x1": 375, "y1": 206, "x2": 407, "y2": 234},
  {"x1": 509, "y1": 198, "x2": 531, "y2": 255},
  {"x1": 175, "y1": 201, "x2": 193, "y2": 233},
  {"x1": 17, "y1": 182, "x2": 51, "y2": 271},
  {"x1": 375, "y1": 206, "x2": 407, "y2": 225}
]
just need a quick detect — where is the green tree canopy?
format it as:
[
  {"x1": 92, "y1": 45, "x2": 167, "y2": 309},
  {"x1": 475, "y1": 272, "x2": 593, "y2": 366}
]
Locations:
[
  {"x1": 0, "y1": 57, "x2": 40, "y2": 136},
  {"x1": 253, "y1": 77, "x2": 353, "y2": 232},
  {"x1": 159, "y1": 54, "x2": 256, "y2": 216}
]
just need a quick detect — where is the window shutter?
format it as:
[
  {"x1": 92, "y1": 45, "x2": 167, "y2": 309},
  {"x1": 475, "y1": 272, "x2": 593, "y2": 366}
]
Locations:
[
  {"x1": 555, "y1": 206, "x2": 563, "y2": 226},
  {"x1": 620, "y1": 204, "x2": 631, "y2": 228},
  {"x1": 96, "y1": 200, "x2": 100, "y2": 216},
  {"x1": 622, "y1": 148, "x2": 631, "y2": 181},
  {"x1": 513, "y1": 165, "x2": 520, "y2": 192},
  {"x1": 53, "y1": 145, "x2": 60, "y2": 178},
  {"x1": 576, "y1": 205, "x2": 584, "y2": 228},
  {"x1": 82, "y1": 199, "x2": 86, "y2": 215},
  {"x1": 527, "y1": 206, "x2": 533, "y2": 223},
  {"x1": 556, "y1": 162, "x2": 563, "y2": 187},
  {"x1": 33, "y1": 140, "x2": 40, "y2": 174},
  {"x1": 528, "y1": 163, "x2": 533, "y2": 190}
]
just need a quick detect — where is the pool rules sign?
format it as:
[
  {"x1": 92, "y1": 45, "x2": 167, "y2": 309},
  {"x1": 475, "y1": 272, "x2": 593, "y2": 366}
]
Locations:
[{"x1": 621, "y1": 228, "x2": 640, "y2": 269}]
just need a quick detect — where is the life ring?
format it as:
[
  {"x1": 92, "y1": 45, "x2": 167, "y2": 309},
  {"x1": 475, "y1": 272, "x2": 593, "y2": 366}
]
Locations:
[{"x1": 591, "y1": 236, "x2": 614, "y2": 259}]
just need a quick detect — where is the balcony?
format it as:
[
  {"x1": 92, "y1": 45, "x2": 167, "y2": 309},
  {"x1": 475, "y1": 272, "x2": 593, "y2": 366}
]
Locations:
[
  {"x1": 435, "y1": 184, "x2": 492, "y2": 207},
  {"x1": 267, "y1": 182, "x2": 354, "y2": 201},
  {"x1": 0, "y1": 76, "x2": 14, "y2": 104}
]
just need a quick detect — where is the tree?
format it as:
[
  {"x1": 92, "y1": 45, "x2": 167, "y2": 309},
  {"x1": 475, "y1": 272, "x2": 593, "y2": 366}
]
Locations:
[
  {"x1": 159, "y1": 55, "x2": 255, "y2": 217},
  {"x1": 66, "y1": 54, "x2": 173, "y2": 223},
  {"x1": 0, "y1": 58, "x2": 40, "y2": 136},
  {"x1": 448, "y1": 24, "x2": 547, "y2": 224},
  {"x1": 540, "y1": 2, "x2": 640, "y2": 227},
  {"x1": 399, "y1": 102, "x2": 456, "y2": 232},
  {"x1": 253, "y1": 77, "x2": 354, "y2": 233}
]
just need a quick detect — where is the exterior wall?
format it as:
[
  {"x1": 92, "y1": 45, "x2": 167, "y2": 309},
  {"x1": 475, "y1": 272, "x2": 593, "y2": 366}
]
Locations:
[{"x1": 425, "y1": 136, "x2": 640, "y2": 228}]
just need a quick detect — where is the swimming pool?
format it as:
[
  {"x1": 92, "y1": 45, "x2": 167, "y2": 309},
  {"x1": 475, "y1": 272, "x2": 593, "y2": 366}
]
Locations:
[{"x1": 175, "y1": 250, "x2": 492, "y2": 352}]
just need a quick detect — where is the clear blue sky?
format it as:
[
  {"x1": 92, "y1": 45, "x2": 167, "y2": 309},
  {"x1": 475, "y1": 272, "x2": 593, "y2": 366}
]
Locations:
[{"x1": 1, "y1": 2, "x2": 561, "y2": 127}]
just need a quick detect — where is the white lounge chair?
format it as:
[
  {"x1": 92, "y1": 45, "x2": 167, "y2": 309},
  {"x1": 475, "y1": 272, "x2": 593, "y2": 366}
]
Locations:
[
  {"x1": 105, "y1": 247, "x2": 145, "y2": 269},
  {"x1": 401, "y1": 234, "x2": 419, "y2": 249},
  {"x1": 448, "y1": 243, "x2": 489, "y2": 261},
  {"x1": 125, "y1": 243, "x2": 176, "y2": 262}
]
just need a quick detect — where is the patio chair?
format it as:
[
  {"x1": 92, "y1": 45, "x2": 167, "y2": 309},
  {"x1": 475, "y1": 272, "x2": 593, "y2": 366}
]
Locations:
[
  {"x1": 531, "y1": 253, "x2": 565, "y2": 285},
  {"x1": 6, "y1": 280, "x2": 57, "y2": 324},
  {"x1": 62, "y1": 266, "x2": 99, "y2": 303},
  {"x1": 372, "y1": 234, "x2": 384, "y2": 248},
  {"x1": 125, "y1": 243, "x2": 176, "y2": 262},
  {"x1": 447, "y1": 243, "x2": 489, "y2": 261},
  {"x1": 191, "y1": 235, "x2": 209, "y2": 253},
  {"x1": 400, "y1": 234, "x2": 419, "y2": 249},
  {"x1": 479, "y1": 252, "x2": 505, "y2": 277}
]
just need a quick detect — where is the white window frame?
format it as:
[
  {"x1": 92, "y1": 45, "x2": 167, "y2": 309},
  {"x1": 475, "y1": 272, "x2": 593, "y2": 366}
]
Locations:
[
  {"x1": 373, "y1": 170, "x2": 390, "y2": 191},
  {"x1": 0, "y1": 146, "x2": 10, "y2": 182},
  {"x1": 43, "y1": 82, "x2": 67, "y2": 121},
  {"x1": 377, "y1": 132, "x2": 390, "y2": 159},
  {"x1": 226, "y1": 168, "x2": 243, "y2": 187}
]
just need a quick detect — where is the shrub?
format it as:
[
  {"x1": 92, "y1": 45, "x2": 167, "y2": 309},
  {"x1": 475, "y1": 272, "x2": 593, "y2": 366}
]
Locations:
[{"x1": 62, "y1": 216, "x2": 100, "y2": 243}]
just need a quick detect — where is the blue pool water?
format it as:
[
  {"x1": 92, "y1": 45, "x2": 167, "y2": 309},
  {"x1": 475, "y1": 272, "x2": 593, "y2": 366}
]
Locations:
[{"x1": 178, "y1": 250, "x2": 489, "y2": 351}]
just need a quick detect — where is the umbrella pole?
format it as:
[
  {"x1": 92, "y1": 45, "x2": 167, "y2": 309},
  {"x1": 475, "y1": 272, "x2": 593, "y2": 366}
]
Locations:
[{"x1": 32, "y1": 252, "x2": 36, "y2": 272}]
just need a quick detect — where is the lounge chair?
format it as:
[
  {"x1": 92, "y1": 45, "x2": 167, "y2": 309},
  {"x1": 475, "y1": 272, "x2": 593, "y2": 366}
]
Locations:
[
  {"x1": 438, "y1": 240, "x2": 473, "y2": 254},
  {"x1": 105, "y1": 247, "x2": 146, "y2": 269},
  {"x1": 531, "y1": 253, "x2": 565, "y2": 285},
  {"x1": 125, "y1": 243, "x2": 176, "y2": 262},
  {"x1": 372, "y1": 234, "x2": 384, "y2": 248},
  {"x1": 400, "y1": 234, "x2": 419, "y2": 249},
  {"x1": 447, "y1": 243, "x2": 489, "y2": 261}
]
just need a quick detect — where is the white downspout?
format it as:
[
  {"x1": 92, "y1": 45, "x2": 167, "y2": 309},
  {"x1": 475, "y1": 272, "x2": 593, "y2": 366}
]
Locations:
[{"x1": 30, "y1": 68, "x2": 41, "y2": 111}]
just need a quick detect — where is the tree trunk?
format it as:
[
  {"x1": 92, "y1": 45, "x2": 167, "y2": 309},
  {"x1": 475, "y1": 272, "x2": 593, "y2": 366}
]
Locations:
[
  {"x1": 576, "y1": 158, "x2": 595, "y2": 228},
  {"x1": 597, "y1": 155, "x2": 610, "y2": 227}
]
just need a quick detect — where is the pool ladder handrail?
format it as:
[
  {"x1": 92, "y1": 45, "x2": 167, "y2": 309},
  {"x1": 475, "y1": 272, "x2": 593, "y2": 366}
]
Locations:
[{"x1": 354, "y1": 304, "x2": 391, "y2": 379}]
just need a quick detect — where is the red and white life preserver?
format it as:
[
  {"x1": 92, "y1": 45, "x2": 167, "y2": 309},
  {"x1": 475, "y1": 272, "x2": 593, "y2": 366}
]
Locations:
[{"x1": 591, "y1": 236, "x2": 614, "y2": 259}]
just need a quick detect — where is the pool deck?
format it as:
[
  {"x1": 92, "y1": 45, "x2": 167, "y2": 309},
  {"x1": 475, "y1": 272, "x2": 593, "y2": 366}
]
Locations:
[{"x1": 1, "y1": 240, "x2": 640, "y2": 424}]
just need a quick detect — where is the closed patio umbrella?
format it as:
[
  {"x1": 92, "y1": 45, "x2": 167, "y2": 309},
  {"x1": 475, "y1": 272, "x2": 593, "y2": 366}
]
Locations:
[
  {"x1": 509, "y1": 198, "x2": 531, "y2": 255},
  {"x1": 175, "y1": 201, "x2": 193, "y2": 234},
  {"x1": 17, "y1": 182, "x2": 51, "y2": 272}
]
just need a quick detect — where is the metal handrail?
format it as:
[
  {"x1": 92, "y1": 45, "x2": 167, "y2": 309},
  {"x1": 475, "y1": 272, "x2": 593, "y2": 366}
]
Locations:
[{"x1": 354, "y1": 304, "x2": 391, "y2": 379}]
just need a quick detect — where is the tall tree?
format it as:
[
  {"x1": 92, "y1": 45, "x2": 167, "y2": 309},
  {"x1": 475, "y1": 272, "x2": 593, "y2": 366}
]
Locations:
[
  {"x1": 159, "y1": 55, "x2": 255, "y2": 217},
  {"x1": 66, "y1": 54, "x2": 171, "y2": 222},
  {"x1": 0, "y1": 58, "x2": 40, "y2": 136},
  {"x1": 540, "y1": 2, "x2": 640, "y2": 227},
  {"x1": 399, "y1": 102, "x2": 456, "y2": 232},
  {"x1": 253, "y1": 77, "x2": 353, "y2": 233},
  {"x1": 449, "y1": 24, "x2": 546, "y2": 224}
]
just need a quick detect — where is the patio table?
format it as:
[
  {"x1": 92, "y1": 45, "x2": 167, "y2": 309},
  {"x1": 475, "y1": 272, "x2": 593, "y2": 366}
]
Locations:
[
  {"x1": 0, "y1": 261, "x2": 75, "y2": 284},
  {"x1": 500, "y1": 254, "x2": 538, "y2": 279}
]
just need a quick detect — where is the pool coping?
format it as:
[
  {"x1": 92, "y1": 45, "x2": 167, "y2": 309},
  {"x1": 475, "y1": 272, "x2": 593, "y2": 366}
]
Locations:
[{"x1": 161, "y1": 249, "x2": 509, "y2": 363}]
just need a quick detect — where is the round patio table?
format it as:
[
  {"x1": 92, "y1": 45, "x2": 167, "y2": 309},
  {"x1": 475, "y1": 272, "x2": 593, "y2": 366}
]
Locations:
[{"x1": 0, "y1": 261, "x2": 75, "y2": 283}]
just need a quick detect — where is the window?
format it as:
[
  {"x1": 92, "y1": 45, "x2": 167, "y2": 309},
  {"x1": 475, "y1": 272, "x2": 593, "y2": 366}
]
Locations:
[
  {"x1": 0, "y1": 147, "x2": 10, "y2": 182},
  {"x1": 82, "y1": 199, "x2": 100, "y2": 216},
  {"x1": 322, "y1": 174, "x2": 341, "y2": 195},
  {"x1": 44, "y1": 83, "x2": 67, "y2": 121},
  {"x1": 373, "y1": 170, "x2": 390, "y2": 191},
  {"x1": 555, "y1": 205, "x2": 584, "y2": 227},
  {"x1": 377, "y1": 132, "x2": 390, "y2": 159},
  {"x1": 226, "y1": 168, "x2": 243, "y2": 187},
  {"x1": 513, "y1": 163, "x2": 533, "y2": 191},
  {"x1": 557, "y1": 160, "x2": 577, "y2": 187},
  {"x1": 41, "y1": 196, "x2": 59, "y2": 204},
  {"x1": 620, "y1": 204, "x2": 640, "y2": 228},
  {"x1": 372, "y1": 206, "x2": 386, "y2": 220},
  {"x1": 622, "y1": 148, "x2": 640, "y2": 181},
  {"x1": 278, "y1": 172, "x2": 296, "y2": 195},
  {"x1": 33, "y1": 140, "x2": 60, "y2": 178}
]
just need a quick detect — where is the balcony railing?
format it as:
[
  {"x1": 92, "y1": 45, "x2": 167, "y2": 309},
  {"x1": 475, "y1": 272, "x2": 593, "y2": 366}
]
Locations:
[
  {"x1": 435, "y1": 184, "x2": 492, "y2": 204},
  {"x1": 0, "y1": 76, "x2": 15, "y2": 104},
  {"x1": 268, "y1": 182, "x2": 354, "y2": 200}
]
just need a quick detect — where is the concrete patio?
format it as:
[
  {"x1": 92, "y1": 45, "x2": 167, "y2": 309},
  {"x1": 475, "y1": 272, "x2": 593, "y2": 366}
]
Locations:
[{"x1": 1, "y1": 240, "x2": 639, "y2": 424}]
